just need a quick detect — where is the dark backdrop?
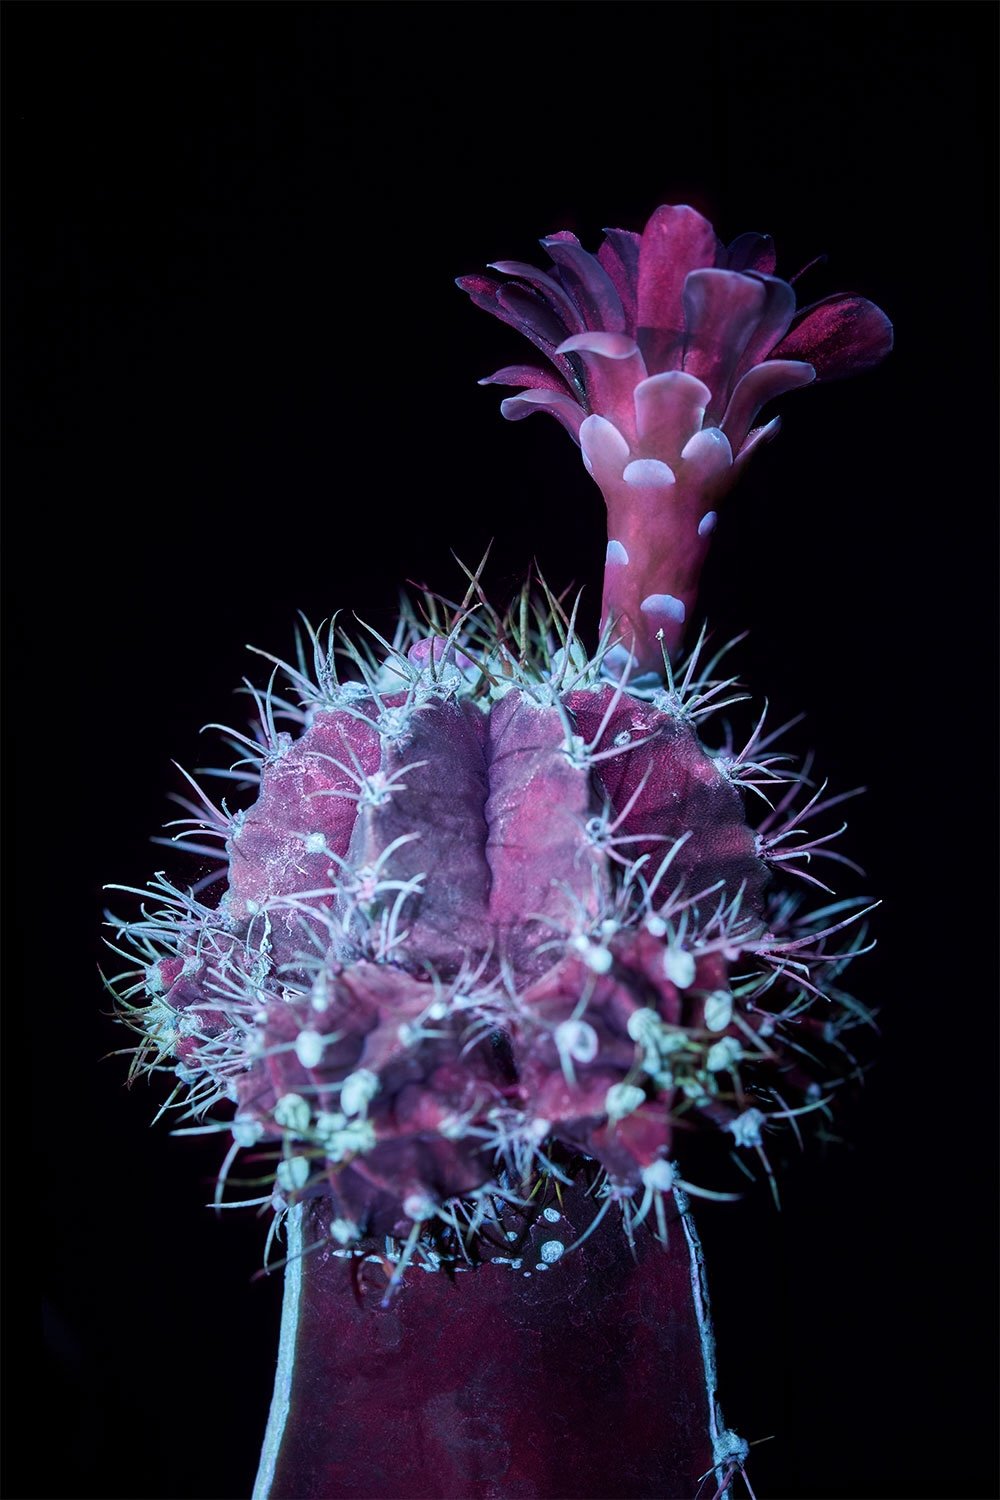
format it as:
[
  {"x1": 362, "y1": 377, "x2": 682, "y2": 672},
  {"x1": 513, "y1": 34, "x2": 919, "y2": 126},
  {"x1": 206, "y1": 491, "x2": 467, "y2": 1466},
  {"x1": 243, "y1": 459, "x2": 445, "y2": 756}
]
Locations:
[{"x1": 5, "y1": 4, "x2": 997, "y2": 1498}]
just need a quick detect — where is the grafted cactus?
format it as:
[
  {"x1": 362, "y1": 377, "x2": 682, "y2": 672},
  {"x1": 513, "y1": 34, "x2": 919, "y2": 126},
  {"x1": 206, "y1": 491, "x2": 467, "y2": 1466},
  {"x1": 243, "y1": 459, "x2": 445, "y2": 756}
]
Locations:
[{"x1": 108, "y1": 202, "x2": 889, "y2": 1500}]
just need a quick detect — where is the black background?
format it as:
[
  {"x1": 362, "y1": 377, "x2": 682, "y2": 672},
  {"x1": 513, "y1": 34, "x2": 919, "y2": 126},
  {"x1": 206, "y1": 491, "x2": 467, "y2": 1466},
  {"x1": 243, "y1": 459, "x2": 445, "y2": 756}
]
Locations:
[{"x1": 5, "y1": 4, "x2": 997, "y2": 1499}]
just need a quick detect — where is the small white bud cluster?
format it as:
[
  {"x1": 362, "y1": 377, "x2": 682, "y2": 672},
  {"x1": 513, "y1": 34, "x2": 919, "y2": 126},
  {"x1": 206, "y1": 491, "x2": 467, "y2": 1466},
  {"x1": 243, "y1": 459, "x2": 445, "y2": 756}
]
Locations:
[
  {"x1": 329, "y1": 1217, "x2": 361, "y2": 1246},
  {"x1": 314, "y1": 1114, "x2": 376, "y2": 1163},
  {"x1": 641, "y1": 1158, "x2": 675, "y2": 1193},
  {"x1": 313, "y1": 1068, "x2": 380, "y2": 1162},
  {"x1": 294, "y1": 1028, "x2": 326, "y2": 1068},
  {"x1": 554, "y1": 1018, "x2": 599, "y2": 1065},
  {"x1": 569, "y1": 933, "x2": 614, "y2": 974},
  {"x1": 232, "y1": 1115, "x2": 264, "y2": 1148},
  {"x1": 727, "y1": 1107, "x2": 766, "y2": 1148},
  {"x1": 271, "y1": 1092, "x2": 315, "y2": 1194},
  {"x1": 605, "y1": 1082, "x2": 646, "y2": 1122},
  {"x1": 276, "y1": 1157, "x2": 309, "y2": 1193},
  {"x1": 663, "y1": 945, "x2": 696, "y2": 989},
  {"x1": 627, "y1": 1007, "x2": 688, "y2": 1089},
  {"x1": 270, "y1": 1069, "x2": 380, "y2": 1170},
  {"x1": 706, "y1": 1036, "x2": 742, "y2": 1074},
  {"x1": 703, "y1": 988, "x2": 733, "y2": 1032}
]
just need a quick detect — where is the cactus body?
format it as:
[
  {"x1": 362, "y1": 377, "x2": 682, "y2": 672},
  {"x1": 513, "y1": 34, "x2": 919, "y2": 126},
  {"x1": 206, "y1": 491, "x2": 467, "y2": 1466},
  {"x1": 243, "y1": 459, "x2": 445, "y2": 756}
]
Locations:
[
  {"x1": 110, "y1": 198, "x2": 889, "y2": 1499},
  {"x1": 111, "y1": 599, "x2": 872, "y2": 1499},
  {"x1": 134, "y1": 623, "x2": 838, "y2": 1247},
  {"x1": 255, "y1": 1184, "x2": 729, "y2": 1500}
]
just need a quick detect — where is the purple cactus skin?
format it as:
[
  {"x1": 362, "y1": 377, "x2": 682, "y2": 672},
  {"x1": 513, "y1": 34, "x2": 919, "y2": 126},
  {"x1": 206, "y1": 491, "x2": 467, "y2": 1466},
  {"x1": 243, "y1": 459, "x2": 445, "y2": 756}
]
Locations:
[{"x1": 109, "y1": 204, "x2": 889, "y2": 1500}]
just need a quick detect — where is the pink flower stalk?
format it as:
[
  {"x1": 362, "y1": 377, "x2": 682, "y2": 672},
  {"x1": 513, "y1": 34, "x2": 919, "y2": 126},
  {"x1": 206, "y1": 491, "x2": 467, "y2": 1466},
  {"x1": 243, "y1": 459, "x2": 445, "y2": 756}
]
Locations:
[{"x1": 459, "y1": 204, "x2": 892, "y2": 674}]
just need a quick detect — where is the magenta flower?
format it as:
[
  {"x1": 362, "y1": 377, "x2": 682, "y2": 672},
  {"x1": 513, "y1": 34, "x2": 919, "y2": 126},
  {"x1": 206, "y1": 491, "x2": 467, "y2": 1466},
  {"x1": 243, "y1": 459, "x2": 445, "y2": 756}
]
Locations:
[{"x1": 459, "y1": 203, "x2": 892, "y2": 674}]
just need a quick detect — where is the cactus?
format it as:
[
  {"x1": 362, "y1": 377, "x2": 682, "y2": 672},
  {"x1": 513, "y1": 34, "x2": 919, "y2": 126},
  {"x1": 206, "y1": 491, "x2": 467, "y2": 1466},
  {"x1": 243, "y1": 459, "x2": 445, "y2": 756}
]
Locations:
[{"x1": 108, "y1": 202, "x2": 889, "y2": 1500}]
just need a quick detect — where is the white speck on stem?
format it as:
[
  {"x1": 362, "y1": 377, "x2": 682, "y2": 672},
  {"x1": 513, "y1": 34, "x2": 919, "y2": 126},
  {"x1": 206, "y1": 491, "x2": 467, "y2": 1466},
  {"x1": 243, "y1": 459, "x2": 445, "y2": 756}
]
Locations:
[{"x1": 640, "y1": 593, "x2": 686, "y2": 624}]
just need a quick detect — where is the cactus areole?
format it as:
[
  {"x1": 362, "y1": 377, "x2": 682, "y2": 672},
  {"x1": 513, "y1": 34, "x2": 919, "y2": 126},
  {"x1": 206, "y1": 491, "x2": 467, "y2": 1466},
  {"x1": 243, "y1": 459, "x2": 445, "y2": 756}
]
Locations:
[{"x1": 108, "y1": 203, "x2": 890, "y2": 1500}]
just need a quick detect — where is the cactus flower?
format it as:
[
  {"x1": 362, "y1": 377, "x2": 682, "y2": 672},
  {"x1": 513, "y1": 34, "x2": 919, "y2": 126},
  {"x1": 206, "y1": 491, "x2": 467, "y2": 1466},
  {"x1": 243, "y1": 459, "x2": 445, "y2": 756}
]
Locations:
[
  {"x1": 108, "y1": 201, "x2": 889, "y2": 1500},
  {"x1": 459, "y1": 204, "x2": 892, "y2": 673}
]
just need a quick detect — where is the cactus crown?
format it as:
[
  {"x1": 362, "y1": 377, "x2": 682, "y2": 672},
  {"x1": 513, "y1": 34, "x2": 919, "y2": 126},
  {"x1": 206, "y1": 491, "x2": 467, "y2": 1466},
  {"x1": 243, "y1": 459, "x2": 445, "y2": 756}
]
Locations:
[{"x1": 108, "y1": 563, "x2": 876, "y2": 1295}]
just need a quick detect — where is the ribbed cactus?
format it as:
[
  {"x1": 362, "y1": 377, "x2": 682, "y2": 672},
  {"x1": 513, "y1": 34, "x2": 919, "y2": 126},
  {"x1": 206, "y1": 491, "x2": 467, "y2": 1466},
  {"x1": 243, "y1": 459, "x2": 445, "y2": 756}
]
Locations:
[
  {"x1": 109, "y1": 201, "x2": 889, "y2": 1500},
  {"x1": 115, "y1": 600, "x2": 868, "y2": 1247}
]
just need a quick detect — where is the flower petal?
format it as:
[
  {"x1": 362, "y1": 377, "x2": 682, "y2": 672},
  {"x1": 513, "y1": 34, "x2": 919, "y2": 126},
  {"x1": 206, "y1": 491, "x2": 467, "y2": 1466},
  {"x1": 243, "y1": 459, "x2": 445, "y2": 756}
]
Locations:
[
  {"x1": 720, "y1": 359, "x2": 816, "y2": 450},
  {"x1": 623, "y1": 459, "x2": 676, "y2": 488},
  {"x1": 598, "y1": 229, "x2": 641, "y2": 328},
  {"x1": 731, "y1": 274, "x2": 798, "y2": 377},
  {"x1": 500, "y1": 390, "x2": 586, "y2": 442},
  {"x1": 725, "y1": 232, "x2": 776, "y2": 275},
  {"x1": 496, "y1": 284, "x2": 570, "y2": 348},
  {"x1": 557, "y1": 332, "x2": 641, "y2": 361},
  {"x1": 488, "y1": 260, "x2": 583, "y2": 332},
  {"x1": 770, "y1": 294, "x2": 893, "y2": 379},
  {"x1": 636, "y1": 205, "x2": 718, "y2": 374},
  {"x1": 457, "y1": 274, "x2": 573, "y2": 376},
  {"x1": 478, "y1": 364, "x2": 573, "y2": 394},
  {"x1": 681, "y1": 269, "x2": 768, "y2": 412},
  {"x1": 732, "y1": 415, "x2": 781, "y2": 474},
  {"x1": 579, "y1": 413, "x2": 630, "y2": 483},
  {"x1": 556, "y1": 335, "x2": 648, "y2": 442},
  {"x1": 633, "y1": 370, "x2": 711, "y2": 462},
  {"x1": 679, "y1": 425, "x2": 734, "y2": 485},
  {"x1": 542, "y1": 235, "x2": 627, "y2": 332},
  {"x1": 456, "y1": 273, "x2": 501, "y2": 299}
]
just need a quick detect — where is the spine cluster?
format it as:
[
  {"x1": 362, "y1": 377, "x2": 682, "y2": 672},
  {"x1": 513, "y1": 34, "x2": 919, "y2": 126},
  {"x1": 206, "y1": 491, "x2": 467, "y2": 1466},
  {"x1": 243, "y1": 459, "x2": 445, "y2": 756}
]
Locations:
[{"x1": 108, "y1": 582, "x2": 875, "y2": 1288}]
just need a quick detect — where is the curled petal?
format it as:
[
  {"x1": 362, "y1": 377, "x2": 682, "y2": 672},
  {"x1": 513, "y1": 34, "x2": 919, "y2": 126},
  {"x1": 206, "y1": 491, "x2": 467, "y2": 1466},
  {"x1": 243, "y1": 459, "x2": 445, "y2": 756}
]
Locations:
[
  {"x1": 500, "y1": 390, "x2": 586, "y2": 443},
  {"x1": 579, "y1": 413, "x2": 630, "y2": 483},
  {"x1": 496, "y1": 284, "x2": 570, "y2": 348},
  {"x1": 478, "y1": 364, "x2": 574, "y2": 394},
  {"x1": 732, "y1": 274, "x2": 798, "y2": 377},
  {"x1": 679, "y1": 425, "x2": 734, "y2": 485},
  {"x1": 456, "y1": 273, "x2": 527, "y2": 327},
  {"x1": 488, "y1": 260, "x2": 583, "y2": 332},
  {"x1": 598, "y1": 228, "x2": 641, "y2": 326},
  {"x1": 732, "y1": 415, "x2": 782, "y2": 474},
  {"x1": 557, "y1": 334, "x2": 648, "y2": 442},
  {"x1": 681, "y1": 269, "x2": 768, "y2": 412},
  {"x1": 720, "y1": 359, "x2": 816, "y2": 450},
  {"x1": 637, "y1": 204, "x2": 718, "y2": 373},
  {"x1": 556, "y1": 332, "x2": 641, "y2": 361},
  {"x1": 633, "y1": 370, "x2": 711, "y2": 462},
  {"x1": 542, "y1": 236, "x2": 627, "y2": 332},
  {"x1": 623, "y1": 459, "x2": 676, "y2": 488},
  {"x1": 725, "y1": 232, "x2": 777, "y2": 275},
  {"x1": 457, "y1": 275, "x2": 577, "y2": 382},
  {"x1": 771, "y1": 293, "x2": 893, "y2": 379},
  {"x1": 456, "y1": 273, "x2": 501, "y2": 299}
]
